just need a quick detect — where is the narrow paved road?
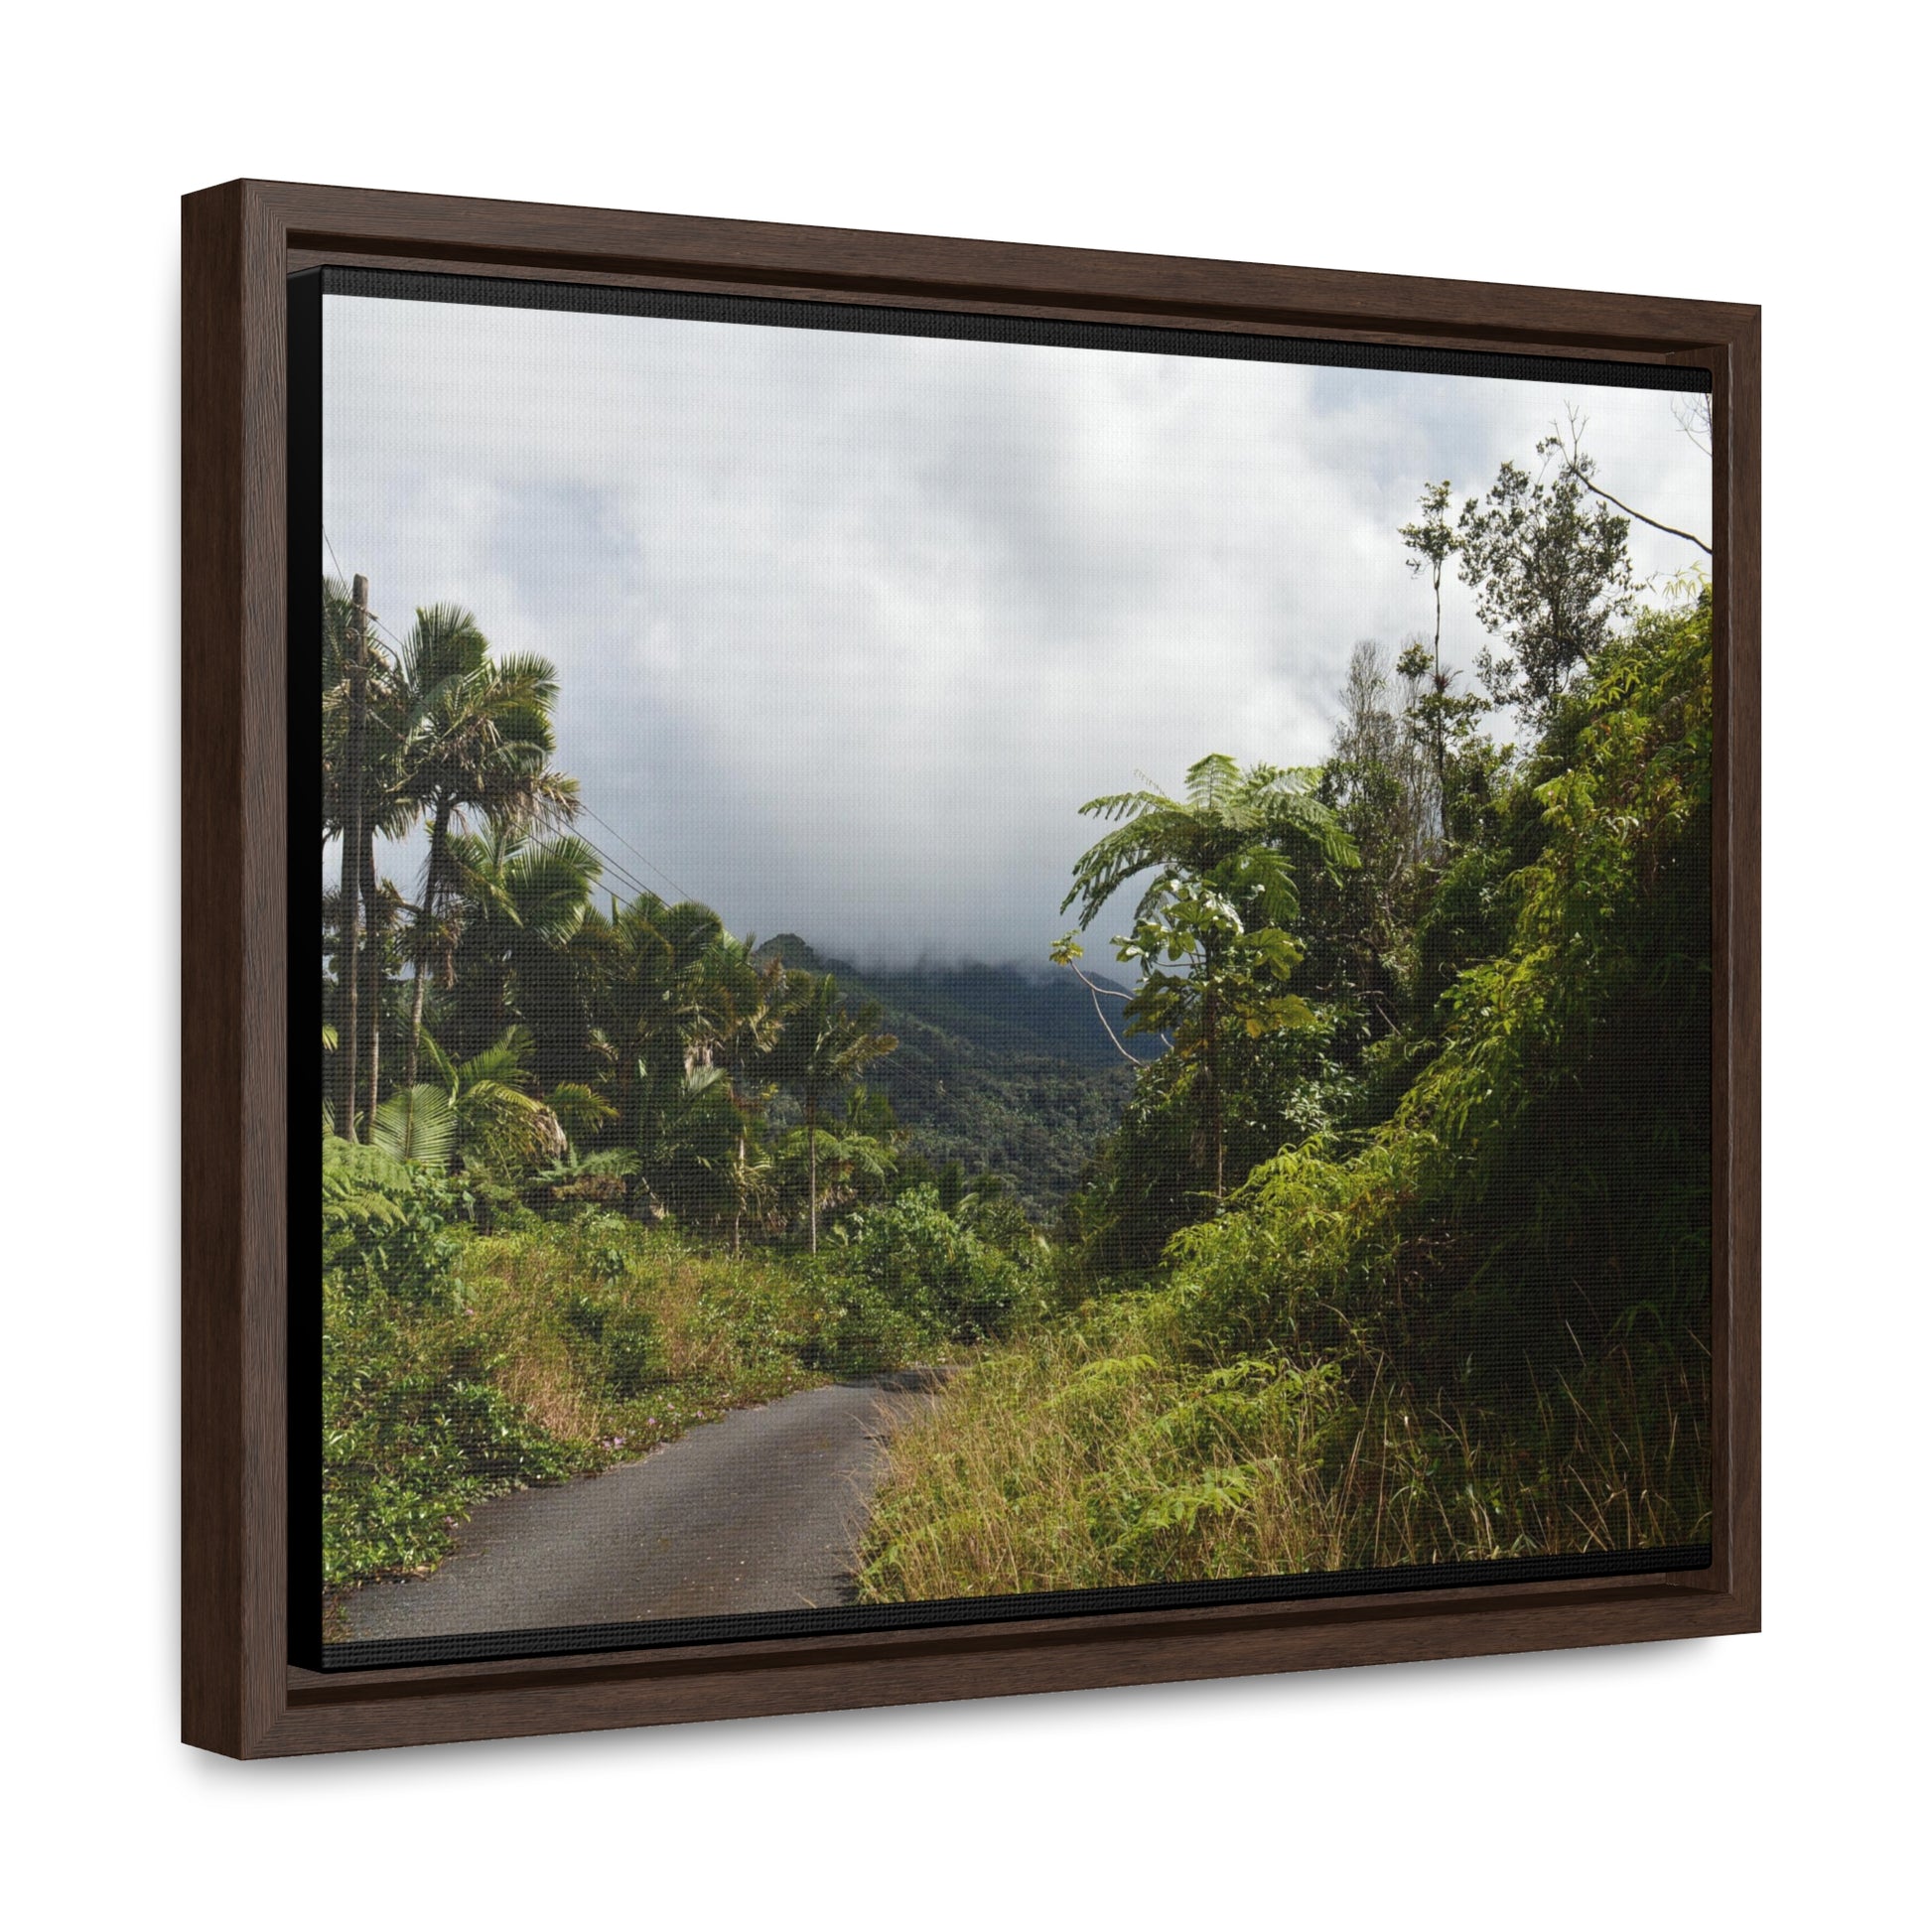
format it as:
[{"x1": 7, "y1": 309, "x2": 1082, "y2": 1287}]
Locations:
[{"x1": 342, "y1": 1371, "x2": 941, "y2": 1640}]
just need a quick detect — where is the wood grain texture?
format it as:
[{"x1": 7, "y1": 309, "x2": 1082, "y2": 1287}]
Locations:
[
  {"x1": 183, "y1": 181, "x2": 292, "y2": 1757},
  {"x1": 182, "y1": 180, "x2": 1761, "y2": 1757},
  {"x1": 182, "y1": 181, "x2": 247, "y2": 1755},
  {"x1": 262, "y1": 1585, "x2": 1749, "y2": 1758},
  {"x1": 282, "y1": 245, "x2": 1701, "y2": 371},
  {"x1": 262, "y1": 180, "x2": 1753, "y2": 349}
]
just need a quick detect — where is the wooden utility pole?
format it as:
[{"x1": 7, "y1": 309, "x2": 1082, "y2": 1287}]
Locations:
[{"x1": 338, "y1": 573, "x2": 369, "y2": 1141}]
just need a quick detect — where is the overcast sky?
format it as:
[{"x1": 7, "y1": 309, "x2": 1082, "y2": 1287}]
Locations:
[{"x1": 323, "y1": 293, "x2": 1710, "y2": 967}]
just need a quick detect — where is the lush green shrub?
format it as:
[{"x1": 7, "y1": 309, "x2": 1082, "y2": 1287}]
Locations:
[
  {"x1": 558, "y1": 1266, "x2": 662, "y2": 1398},
  {"x1": 321, "y1": 1273, "x2": 571, "y2": 1587},
  {"x1": 1170, "y1": 592, "x2": 1714, "y2": 1388},
  {"x1": 796, "y1": 1266, "x2": 932, "y2": 1377},
  {"x1": 321, "y1": 1136, "x2": 465, "y2": 1305},
  {"x1": 841, "y1": 1184, "x2": 1036, "y2": 1342}
]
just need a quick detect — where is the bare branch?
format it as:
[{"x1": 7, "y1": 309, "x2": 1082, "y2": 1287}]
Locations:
[
  {"x1": 1064, "y1": 960, "x2": 1158, "y2": 1066},
  {"x1": 1673, "y1": 393, "x2": 1714, "y2": 457},
  {"x1": 1546, "y1": 408, "x2": 1713, "y2": 557},
  {"x1": 1569, "y1": 467, "x2": 1713, "y2": 557}
]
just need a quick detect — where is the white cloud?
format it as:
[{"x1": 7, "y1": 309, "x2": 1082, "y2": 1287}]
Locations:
[{"x1": 324, "y1": 295, "x2": 1709, "y2": 964}]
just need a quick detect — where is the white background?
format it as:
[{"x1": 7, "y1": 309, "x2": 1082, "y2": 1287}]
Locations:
[{"x1": 3, "y1": 4, "x2": 1921, "y2": 1925}]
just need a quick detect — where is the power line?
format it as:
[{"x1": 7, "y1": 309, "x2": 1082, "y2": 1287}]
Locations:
[
  {"x1": 536, "y1": 804, "x2": 658, "y2": 908},
  {"x1": 575, "y1": 801, "x2": 700, "y2": 906},
  {"x1": 322, "y1": 527, "x2": 411, "y2": 658},
  {"x1": 555, "y1": 812, "x2": 713, "y2": 921},
  {"x1": 319, "y1": 529, "x2": 702, "y2": 913},
  {"x1": 572, "y1": 835, "x2": 656, "y2": 908}
]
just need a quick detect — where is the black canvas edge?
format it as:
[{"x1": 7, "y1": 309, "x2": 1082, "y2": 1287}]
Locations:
[
  {"x1": 297, "y1": 259, "x2": 1714, "y2": 1677},
  {"x1": 318, "y1": 264, "x2": 1713, "y2": 393},
  {"x1": 319, "y1": 1543, "x2": 1714, "y2": 1672},
  {"x1": 288, "y1": 267, "x2": 326, "y2": 1671}
]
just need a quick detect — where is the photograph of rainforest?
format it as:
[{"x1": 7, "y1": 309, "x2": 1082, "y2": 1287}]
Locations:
[{"x1": 318, "y1": 275, "x2": 1713, "y2": 1651}]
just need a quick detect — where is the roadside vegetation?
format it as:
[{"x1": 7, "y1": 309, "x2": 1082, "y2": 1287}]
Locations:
[{"x1": 321, "y1": 1144, "x2": 1045, "y2": 1591}]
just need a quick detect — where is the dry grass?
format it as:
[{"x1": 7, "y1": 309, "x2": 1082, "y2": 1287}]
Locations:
[
  {"x1": 858, "y1": 1289, "x2": 1710, "y2": 1602},
  {"x1": 454, "y1": 1220, "x2": 833, "y2": 1457}
]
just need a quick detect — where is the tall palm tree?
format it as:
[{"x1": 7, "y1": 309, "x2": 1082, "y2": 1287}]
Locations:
[
  {"x1": 576, "y1": 894, "x2": 737, "y2": 1174},
  {"x1": 686, "y1": 932, "x2": 789, "y2": 1074},
  {"x1": 592, "y1": 895, "x2": 727, "y2": 1066},
  {"x1": 447, "y1": 823, "x2": 602, "y2": 1053},
  {"x1": 803, "y1": 1085, "x2": 901, "y2": 1218},
  {"x1": 769, "y1": 973, "x2": 897, "y2": 1252},
  {"x1": 629, "y1": 1060, "x2": 743, "y2": 1224},
  {"x1": 322, "y1": 576, "x2": 414, "y2": 1137},
  {"x1": 320, "y1": 575, "x2": 354, "y2": 865},
  {"x1": 391, "y1": 605, "x2": 578, "y2": 1089},
  {"x1": 658, "y1": 930, "x2": 791, "y2": 1240}
]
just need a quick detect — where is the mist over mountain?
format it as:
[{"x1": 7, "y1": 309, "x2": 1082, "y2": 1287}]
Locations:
[
  {"x1": 756, "y1": 934, "x2": 1143, "y2": 1216},
  {"x1": 327, "y1": 296, "x2": 1710, "y2": 964}
]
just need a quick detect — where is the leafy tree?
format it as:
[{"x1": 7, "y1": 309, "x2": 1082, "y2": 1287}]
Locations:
[
  {"x1": 1111, "y1": 858, "x2": 1313, "y2": 1201},
  {"x1": 806, "y1": 1085, "x2": 902, "y2": 1217},
  {"x1": 1060, "y1": 754, "x2": 1354, "y2": 931},
  {"x1": 1456, "y1": 457, "x2": 1634, "y2": 717},
  {"x1": 1400, "y1": 482, "x2": 1459, "y2": 678},
  {"x1": 1319, "y1": 641, "x2": 1435, "y2": 1020},
  {"x1": 1541, "y1": 406, "x2": 1712, "y2": 557},
  {"x1": 1058, "y1": 756, "x2": 1355, "y2": 1201},
  {"x1": 1400, "y1": 482, "x2": 1461, "y2": 811}
]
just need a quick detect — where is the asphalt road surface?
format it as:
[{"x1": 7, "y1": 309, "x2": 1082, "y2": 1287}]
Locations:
[{"x1": 342, "y1": 1371, "x2": 942, "y2": 1640}]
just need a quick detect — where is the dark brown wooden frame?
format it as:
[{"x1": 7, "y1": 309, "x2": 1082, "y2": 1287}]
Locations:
[{"x1": 183, "y1": 178, "x2": 1759, "y2": 1758}]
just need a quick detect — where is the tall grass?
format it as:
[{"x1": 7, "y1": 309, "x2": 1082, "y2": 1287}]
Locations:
[{"x1": 859, "y1": 1287, "x2": 1709, "y2": 1602}]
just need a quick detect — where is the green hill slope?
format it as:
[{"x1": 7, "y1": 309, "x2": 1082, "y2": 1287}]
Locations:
[{"x1": 756, "y1": 936, "x2": 1140, "y2": 1218}]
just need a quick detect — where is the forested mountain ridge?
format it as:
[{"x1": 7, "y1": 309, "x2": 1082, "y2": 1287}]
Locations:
[{"x1": 754, "y1": 935, "x2": 1137, "y2": 1215}]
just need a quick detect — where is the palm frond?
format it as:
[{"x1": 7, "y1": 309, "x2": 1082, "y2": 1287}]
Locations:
[{"x1": 368, "y1": 1084, "x2": 458, "y2": 1167}]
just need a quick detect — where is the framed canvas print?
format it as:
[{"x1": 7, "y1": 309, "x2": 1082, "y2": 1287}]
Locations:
[{"x1": 183, "y1": 182, "x2": 1759, "y2": 1757}]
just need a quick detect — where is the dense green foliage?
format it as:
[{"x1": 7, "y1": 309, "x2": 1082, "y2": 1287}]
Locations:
[
  {"x1": 322, "y1": 1141, "x2": 570, "y2": 1587},
  {"x1": 864, "y1": 453, "x2": 1715, "y2": 1595},
  {"x1": 755, "y1": 938, "x2": 1135, "y2": 1217},
  {"x1": 838, "y1": 1183, "x2": 1045, "y2": 1344},
  {"x1": 1171, "y1": 593, "x2": 1711, "y2": 1380}
]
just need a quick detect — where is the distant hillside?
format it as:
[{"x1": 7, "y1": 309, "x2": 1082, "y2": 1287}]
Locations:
[{"x1": 756, "y1": 936, "x2": 1143, "y2": 1217}]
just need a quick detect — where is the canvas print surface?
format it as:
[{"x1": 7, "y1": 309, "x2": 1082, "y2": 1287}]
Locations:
[{"x1": 314, "y1": 272, "x2": 1714, "y2": 1661}]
